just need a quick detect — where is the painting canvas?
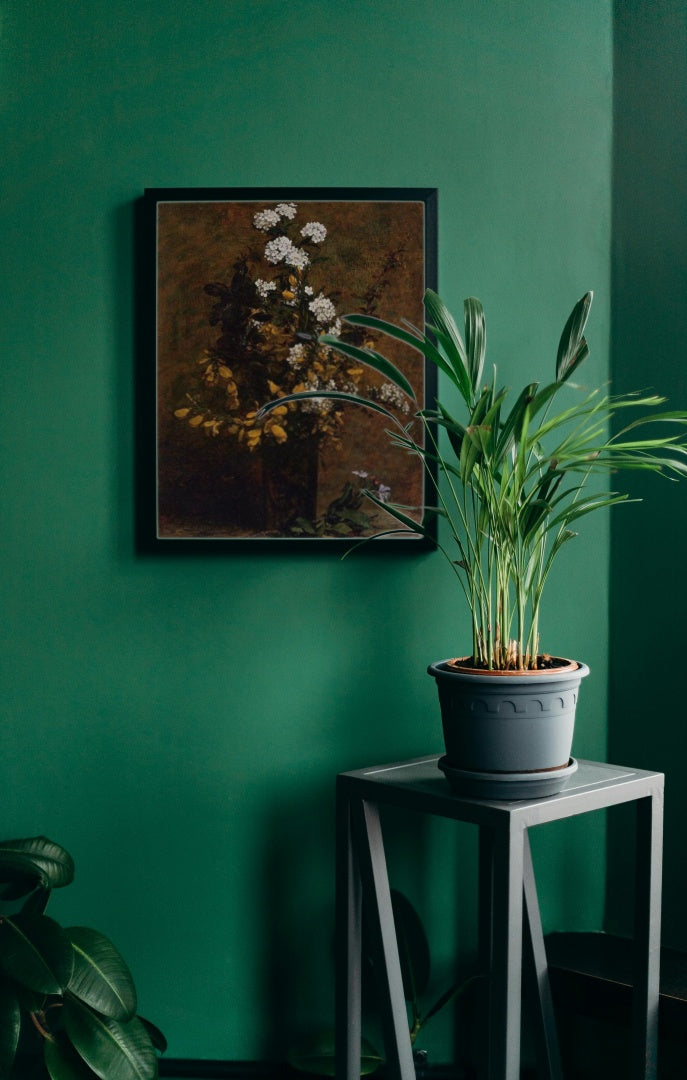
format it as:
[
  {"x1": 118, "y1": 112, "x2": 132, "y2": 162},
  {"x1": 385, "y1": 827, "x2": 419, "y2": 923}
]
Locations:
[{"x1": 148, "y1": 187, "x2": 437, "y2": 543}]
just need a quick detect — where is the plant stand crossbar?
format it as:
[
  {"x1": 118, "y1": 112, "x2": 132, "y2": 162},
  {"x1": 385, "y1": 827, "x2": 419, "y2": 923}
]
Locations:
[{"x1": 335, "y1": 757, "x2": 663, "y2": 1080}]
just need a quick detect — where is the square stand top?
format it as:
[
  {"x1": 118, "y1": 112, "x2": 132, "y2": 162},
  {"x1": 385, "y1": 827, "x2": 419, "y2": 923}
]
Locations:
[{"x1": 337, "y1": 756, "x2": 664, "y2": 828}]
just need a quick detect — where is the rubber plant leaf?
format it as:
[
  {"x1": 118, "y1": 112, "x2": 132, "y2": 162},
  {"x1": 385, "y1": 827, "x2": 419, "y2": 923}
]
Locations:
[
  {"x1": 63, "y1": 998, "x2": 157, "y2": 1080},
  {"x1": 0, "y1": 837, "x2": 75, "y2": 891},
  {"x1": 67, "y1": 927, "x2": 137, "y2": 1022},
  {"x1": 0, "y1": 980, "x2": 21, "y2": 1078},
  {"x1": 287, "y1": 1030, "x2": 383, "y2": 1077},
  {"x1": 45, "y1": 1035, "x2": 102, "y2": 1080},
  {"x1": 138, "y1": 1018, "x2": 167, "y2": 1056},
  {"x1": 390, "y1": 889, "x2": 431, "y2": 1002},
  {"x1": 21, "y1": 886, "x2": 51, "y2": 916},
  {"x1": 0, "y1": 913, "x2": 73, "y2": 994}
]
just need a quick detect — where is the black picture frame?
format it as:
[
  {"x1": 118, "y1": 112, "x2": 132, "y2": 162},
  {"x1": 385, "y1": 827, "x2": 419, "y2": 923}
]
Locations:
[{"x1": 141, "y1": 187, "x2": 437, "y2": 549}]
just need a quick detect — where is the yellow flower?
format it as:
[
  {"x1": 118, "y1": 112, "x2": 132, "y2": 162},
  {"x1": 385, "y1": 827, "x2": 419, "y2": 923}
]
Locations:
[
  {"x1": 189, "y1": 414, "x2": 205, "y2": 427},
  {"x1": 269, "y1": 424, "x2": 287, "y2": 443},
  {"x1": 174, "y1": 407, "x2": 191, "y2": 418},
  {"x1": 282, "y1": 290, "x2": 295, "y2": 301}
]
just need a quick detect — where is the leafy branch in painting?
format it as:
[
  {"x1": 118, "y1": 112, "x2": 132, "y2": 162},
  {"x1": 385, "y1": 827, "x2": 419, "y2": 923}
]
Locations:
[
  {"x1": 169, "y1": 202, "x2": 414, "y2": 534},
  {"x1": 174, "y1": 202, "x2": 410, "y2": 453}
]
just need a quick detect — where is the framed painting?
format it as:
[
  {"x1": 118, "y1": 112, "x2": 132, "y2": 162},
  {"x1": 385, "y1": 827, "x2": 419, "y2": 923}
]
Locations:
[{"x1": 145, "y1": 187, "x2": 437, "y2": 546}]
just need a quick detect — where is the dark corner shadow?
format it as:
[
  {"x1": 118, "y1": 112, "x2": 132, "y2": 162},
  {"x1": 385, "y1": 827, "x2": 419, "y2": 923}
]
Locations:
[{"x1": 258, "y1": 778, "x2": 433, "y2": 1066}]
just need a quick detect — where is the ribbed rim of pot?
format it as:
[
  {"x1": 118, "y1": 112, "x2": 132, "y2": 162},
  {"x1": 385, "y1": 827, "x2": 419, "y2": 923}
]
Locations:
[{"x1": 428, "y1": 658, "x2": 590, "y2": 683}]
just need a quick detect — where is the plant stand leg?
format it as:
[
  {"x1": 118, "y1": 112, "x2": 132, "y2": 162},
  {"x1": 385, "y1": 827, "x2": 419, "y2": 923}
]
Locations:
[
  {"x1": 479, "y1": 821, "x2": 525, "y2": 1080},
  {"x1": 336, "y1": 781, "x2": 363, "y2": 1080},
  {"x1": 631, "y1": 791, "x2": 663, "y2": 1080},
  {"x1": 522, "y1": 832, "x2": 563, "y2": 1080},
  {"x1": 350, "y1": 798, "x2": 416, "y2": 1080}
]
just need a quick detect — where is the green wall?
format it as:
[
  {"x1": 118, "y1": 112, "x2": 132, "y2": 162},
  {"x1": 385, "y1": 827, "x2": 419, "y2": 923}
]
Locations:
[
  {"x1": 608, "y1": 0, "x2": 687, "y2": 950},
  {"x1": 1, "y1": 1, "x2": 613, "y2": 1062}
]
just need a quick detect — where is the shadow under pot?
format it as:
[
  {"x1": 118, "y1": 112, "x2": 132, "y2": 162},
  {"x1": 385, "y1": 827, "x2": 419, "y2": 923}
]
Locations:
[{"x1": 427, "y1": 658, "x2": 590, "y2": 799}]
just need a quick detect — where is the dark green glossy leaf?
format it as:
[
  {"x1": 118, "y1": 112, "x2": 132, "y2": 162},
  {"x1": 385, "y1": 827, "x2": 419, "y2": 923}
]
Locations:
[
  {"x1": 63, "y1": 999, "x2": 157, "y2": 1080},
  {"x1": 287, "y1": 1030, "x2": 382, "y2": 1077},
  {"x1": 67, "y1": 928, "x2": 136, "y2": 1022},
  {"x1": 0, "y1": 914, "x2": 73, "y2": 994},
  {"x1": 423, "y1": 290, "x2": 472, "y2": 403},
  {"x1": 464, "y1": 296, "x2": 486, "y2": 392},
  {"x1": 390, "y1": 890, "x2": 431, "y2": 1002},
  {"x1": 21, "y1": 888, "x2": 51, "y2": 916},
  {"x1": 138, "y1": 1018, "x2": 167, "y2": 1056},
  {"x1": 0, "y1": 980, "x2": 21, "y2": 1077},
  {"x1": 460, "y1": 388, "x2": 493, "y2": 484},
  {"x1": 360, "y1": 491, "x2": 432, "y2": 541},
  {"x1": 435, "y1": 405, "x2": 467, "y2": 460},
  {"x1": 424, "y1": 290, "x2": 468, "y2": 367},
  {"x1": 556, "y1": 292, "x2": 593, "y2": 382},
  {"x1": 341, "y1": 314, "x2": 454, "y2": 384},
  {"x1": 45, "y1": 1036, "x2": 101, "y2": 1080},
  {"x1": 318, "y1": 336, "x2": 415, "y2": 400},
  {"x1": 0, "y1": 838, "x2": 74, "y2": 892},
  {"x1": 496, "y1": 383, "x2": 538, "y2": 460},
  {"x1": 258, "y1": 390, "x2": 399, "y2": 424}
]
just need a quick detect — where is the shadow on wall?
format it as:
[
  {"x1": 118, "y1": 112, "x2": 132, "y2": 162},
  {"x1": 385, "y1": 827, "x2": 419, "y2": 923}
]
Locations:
[
  {"x1": 258, "y1": 781, "x2": 434, "y2": 1060},
  {"x1": 258, "y1": 768, "x2": 489, "y2": 1068},
  {"x1": 607, "y1": 0, "x2": 687, "y2": 950}
]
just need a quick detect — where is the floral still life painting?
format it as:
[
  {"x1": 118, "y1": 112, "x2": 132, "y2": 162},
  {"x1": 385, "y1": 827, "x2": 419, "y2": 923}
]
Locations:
[{"x1": 149, "y1": 188, "x2": 437, "y2": 542}]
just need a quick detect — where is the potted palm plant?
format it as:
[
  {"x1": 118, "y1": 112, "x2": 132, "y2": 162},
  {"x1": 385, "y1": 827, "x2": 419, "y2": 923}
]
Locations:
[
  {"x1": 0, "y1": 836, "x2": 165, "y2": 1079},
  {"x1": 260, "y1": 289, "x2": 687, "y2": 796}
]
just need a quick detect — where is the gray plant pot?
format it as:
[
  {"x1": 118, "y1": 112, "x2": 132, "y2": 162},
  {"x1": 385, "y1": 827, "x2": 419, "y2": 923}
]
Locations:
[{"x1": 427, "y1": 658, "x2": 590, "y2": 797}]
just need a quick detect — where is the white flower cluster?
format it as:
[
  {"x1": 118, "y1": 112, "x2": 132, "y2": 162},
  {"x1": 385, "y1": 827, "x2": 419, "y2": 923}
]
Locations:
[
  {"x1": 287, "y1": 343, "x2": 306, "y2": 367},
  {"x1": 264, "y1": 235, "x2": 310, "y2": 270},
  {"x1": 253, "y1": 203, "x2": 298, "y2": 231},
  {"x1": 308, "y1": 292, "x2": 337, "y2": 326},
  {"x1": 300, "y1": 221, "x2": 327, "y2": 244},
  {"x1": 253, "y1": 209, "x2": 280, "y2": 231},
  {"x1": 254, "y1": 278, "x2": 277, "y2": 299},
  {"x1": 378, "y1": 382, "x2": 410, "y2": 413},
  {"x1": 328, "y1": 318, "x2": 342, "y2": 338}
]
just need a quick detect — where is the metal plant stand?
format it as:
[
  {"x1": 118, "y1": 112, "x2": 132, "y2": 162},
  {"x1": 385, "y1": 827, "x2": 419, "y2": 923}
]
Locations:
[{"x1": 336, "y1": 757, "x2": 664, "y2": 1080}]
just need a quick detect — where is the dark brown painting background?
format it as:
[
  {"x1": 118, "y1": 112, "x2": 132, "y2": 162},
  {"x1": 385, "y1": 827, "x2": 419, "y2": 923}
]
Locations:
[{"x1": 156, "y1": 198, "x2": 428, "y2": 539}]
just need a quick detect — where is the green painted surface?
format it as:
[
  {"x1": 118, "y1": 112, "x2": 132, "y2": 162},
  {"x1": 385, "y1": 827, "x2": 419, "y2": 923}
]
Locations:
[
  {"x1": 608, "y1": 0, "x2": 687, "y2": 949},
  {"x1": 1, "y1": 0, "x2": 612, "y2": 1061}
]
